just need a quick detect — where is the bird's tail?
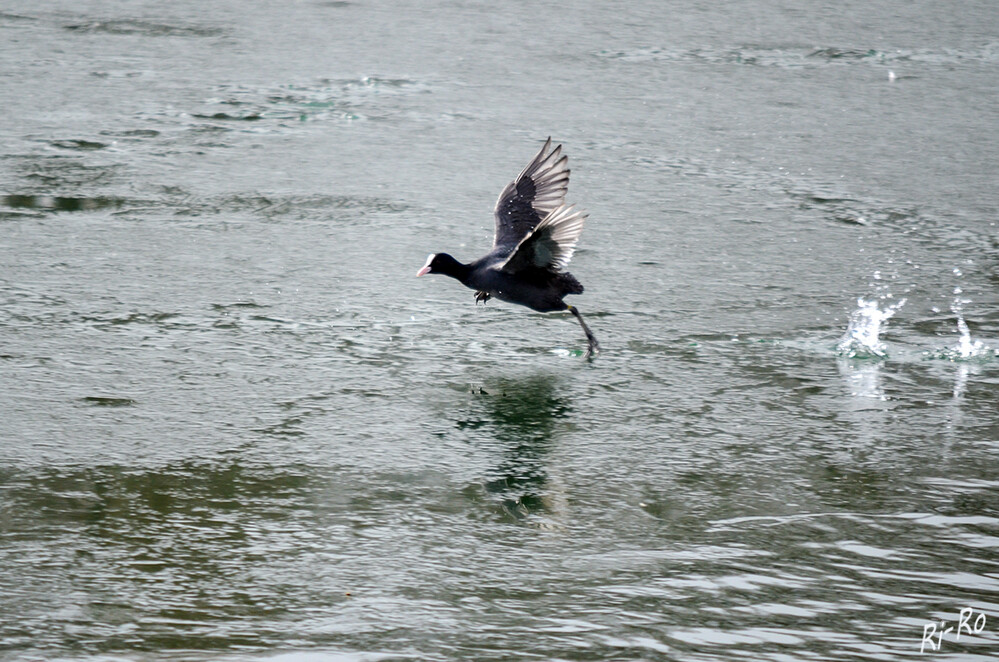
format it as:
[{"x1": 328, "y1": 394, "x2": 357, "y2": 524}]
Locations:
[{"x1": 558, "y1": 271, "x2": 584, "y2": 296}]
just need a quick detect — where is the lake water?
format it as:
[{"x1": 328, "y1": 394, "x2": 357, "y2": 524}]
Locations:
[{"x1": 2, "y1": 1, "x2": 999, "y2": 660}]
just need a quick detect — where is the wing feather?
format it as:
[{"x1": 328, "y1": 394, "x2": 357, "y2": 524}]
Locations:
[
  {"x1": 492, "y1": 138, "x2": 572, "y2": 249},
  {"x1": 499, "y1": 204, "x2": 587, "y2": 273}
]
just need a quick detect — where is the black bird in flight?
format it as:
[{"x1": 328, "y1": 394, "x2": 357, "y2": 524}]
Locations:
[{"x1": 417, "y1": 137, "x2": 599, "y2": 358}]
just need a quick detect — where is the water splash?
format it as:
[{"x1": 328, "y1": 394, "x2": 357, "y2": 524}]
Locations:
[
  {"x1": 952, "y1": 315, "x2": 985, "y2": 359},
  {"x1": 837, "y1": 297, "x2": 906, "y2": 358},
  {"x1": 942, "y1": 276, "x2": 992, "y2": 360},
  {"x1": 925, "y1": 268, "x2": 996, "y2": 362}
]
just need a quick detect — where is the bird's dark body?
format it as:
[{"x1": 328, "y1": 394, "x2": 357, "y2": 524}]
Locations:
[
  {"x1": 465, "y1": 256, "x2": 584, "y2": 313},
  {"x1": 417, "y1": 138, "x2": 600, "y2": 357}
]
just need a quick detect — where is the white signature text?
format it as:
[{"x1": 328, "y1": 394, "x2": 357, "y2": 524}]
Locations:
[{"x1": 921, "y1": 607, "x2": 987, "y2": 654}]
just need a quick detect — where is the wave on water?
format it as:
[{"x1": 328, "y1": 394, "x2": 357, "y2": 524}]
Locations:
[{"x1": 594, "y1": 44, "x2": 999, "y2": 68}]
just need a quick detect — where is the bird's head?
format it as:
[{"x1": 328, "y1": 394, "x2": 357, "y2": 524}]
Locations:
[{"x1": 416, "y1": 253, "x2": 460, "y2": 277}]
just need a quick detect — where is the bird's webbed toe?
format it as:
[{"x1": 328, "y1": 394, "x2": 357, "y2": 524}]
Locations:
[{"x1": 474, "y1": 291, "x2": 492, "y2": 305}]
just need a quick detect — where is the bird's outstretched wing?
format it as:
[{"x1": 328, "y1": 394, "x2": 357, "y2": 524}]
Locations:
[
  {"x1": 492, "y1": 137, "x2": 570, "y2": 249},
  {"x1": 499, "y1": 204, "x2": 587, "y2": 273}
]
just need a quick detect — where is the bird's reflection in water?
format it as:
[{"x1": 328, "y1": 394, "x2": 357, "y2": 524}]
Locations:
[{"x1": 462, "y1": 374, "x2": 571, "y2": 522}]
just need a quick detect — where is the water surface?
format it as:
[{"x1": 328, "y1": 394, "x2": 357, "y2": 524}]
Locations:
[{"x1": 2, "y1": 1, "x2": 999, "y2": 660}]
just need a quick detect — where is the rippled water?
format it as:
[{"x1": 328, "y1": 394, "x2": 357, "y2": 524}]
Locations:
[{"x1": 2, "y1": 1, "x2": 999, "y2": 660}]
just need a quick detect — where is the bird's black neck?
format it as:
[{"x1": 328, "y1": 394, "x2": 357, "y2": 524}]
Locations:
[{"x1": 434, "y1": 253, "x2": 472, "y2": 283}]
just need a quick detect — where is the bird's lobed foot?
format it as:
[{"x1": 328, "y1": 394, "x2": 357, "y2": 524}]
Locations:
[
  {"x1": 474, "y1": 291, "x2": 492, "y2": 305},
  {"x1": 584, "y1": 339, "x2": 601, "y2": 360}
]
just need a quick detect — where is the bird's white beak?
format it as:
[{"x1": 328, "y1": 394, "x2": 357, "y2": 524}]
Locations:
[{"x1": 416, "y1": 254, "x2": 434, "y2": 277}]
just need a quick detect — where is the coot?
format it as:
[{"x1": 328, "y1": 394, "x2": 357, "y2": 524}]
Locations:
[{"x1": 417, "y1": 137, "x2": 600, "y2": 358}]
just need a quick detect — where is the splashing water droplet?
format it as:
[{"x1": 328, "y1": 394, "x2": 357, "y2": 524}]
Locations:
[
  {"x1": 837, "y1": 297, "x2": 906, "y2": 358},
  {"x1": 948, "y1": 293, "x2": 989, "y2": 360},
  {"x1": 954, "y1": 316, "x2": 983, "y2": 359},
  {"x1": 929, "y1": 279, "x2": 997, "y2": 361}
]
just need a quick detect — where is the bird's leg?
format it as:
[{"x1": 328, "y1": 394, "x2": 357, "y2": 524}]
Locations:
[
  {"x1": 474, "y1": 291, "x2": 492, "y2": 305},
  {"x1": 567, "y1": 305, "x2": 600, "y2": 359}
]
